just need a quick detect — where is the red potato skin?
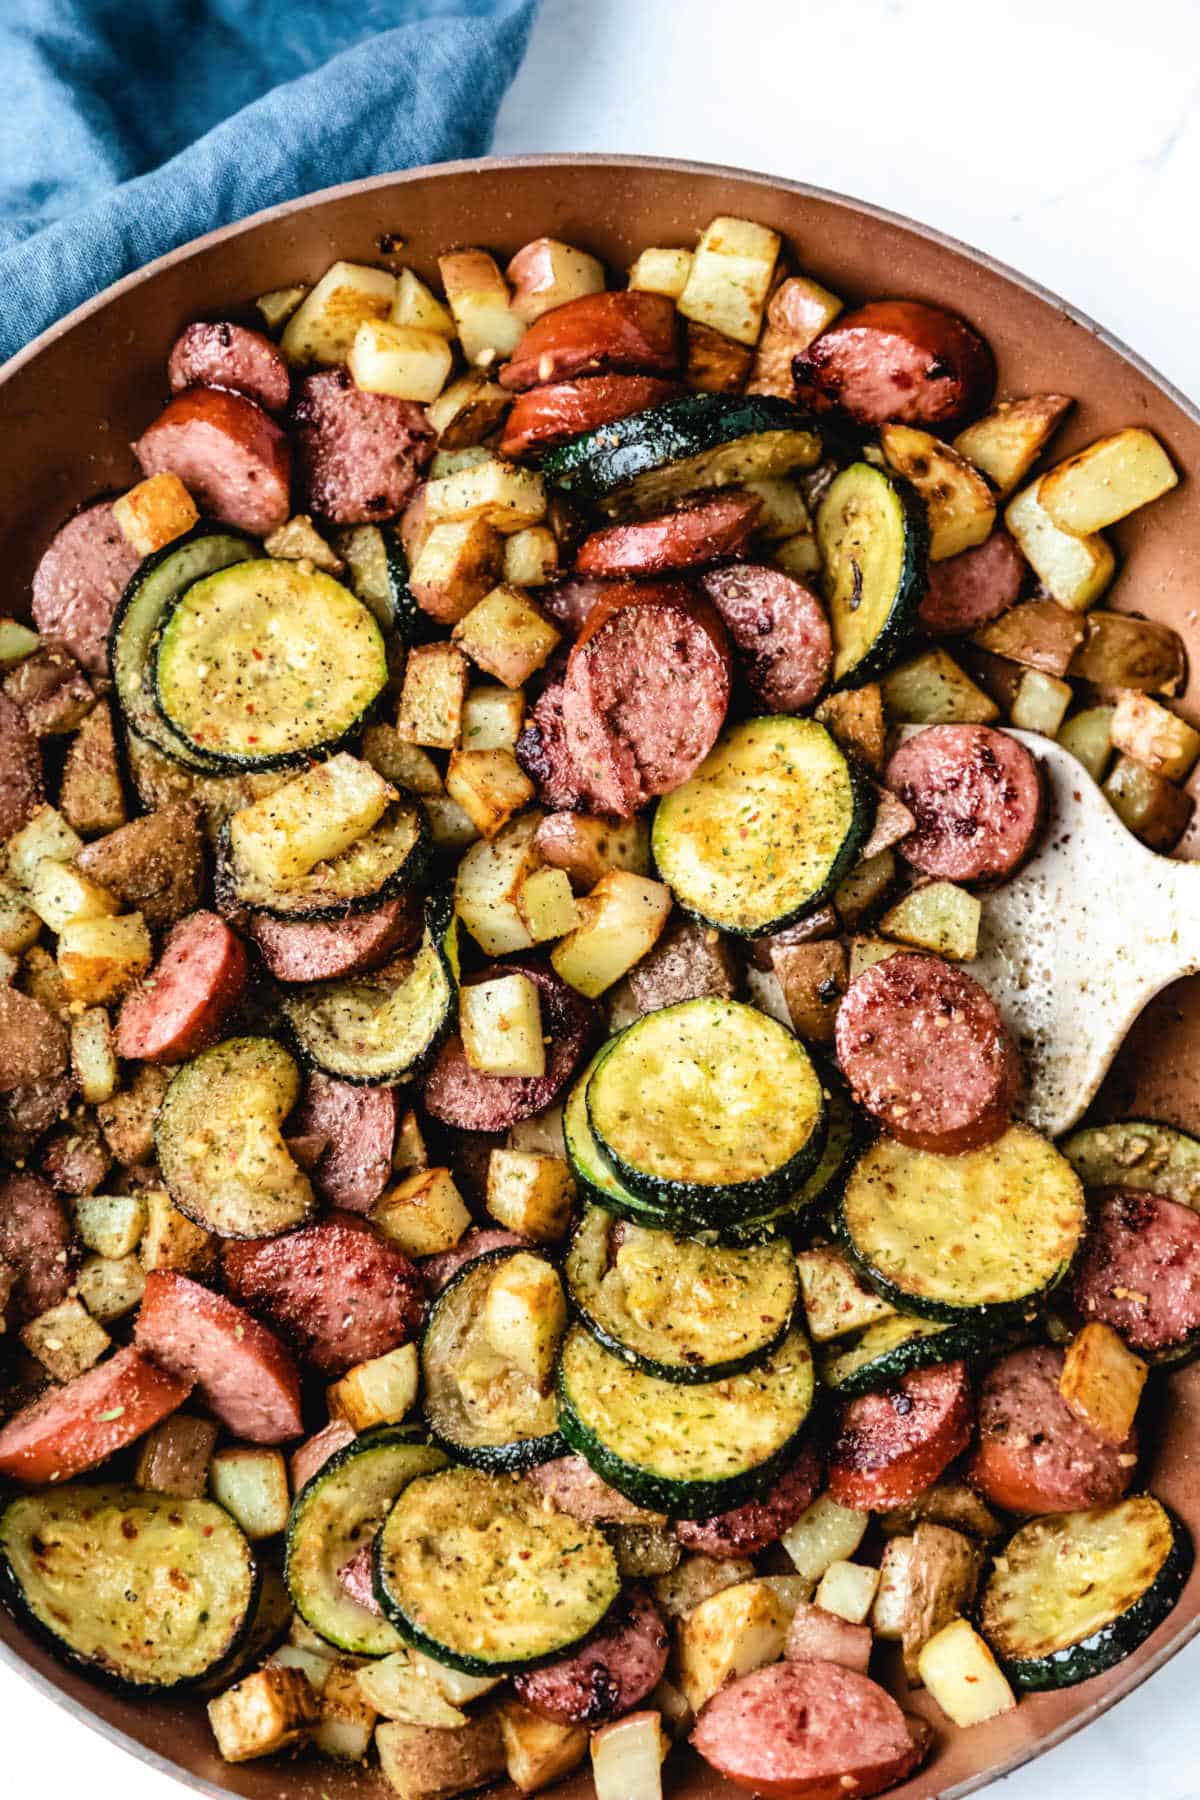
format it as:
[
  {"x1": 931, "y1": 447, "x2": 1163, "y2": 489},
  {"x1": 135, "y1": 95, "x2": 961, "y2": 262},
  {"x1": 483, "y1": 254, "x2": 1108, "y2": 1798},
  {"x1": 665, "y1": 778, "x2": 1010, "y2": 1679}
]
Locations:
[
  {"x1": 290, "y1": 1419, "x2": 356, "y2": 1493},
  {"x1": 0, "y1": 692, "x2": 45, "y2": 839},
  {"x1": 115, "y1": 912, "x2": 249, "y2": 1064},
  {"x1": 793, "y1": 300, "x2": 996, "y2": 431},
  {"x1": 969, "y1": 1343, "x2": 1138, "y2": 1514},
  {"x1": 135, "y1": 1271, "x2": 304, "y2": 1444},
  {"x1": 828, "y1": 1360, "x2": 973, "y2": 1511},
  {"x1": 499, "y1": 291, "x2": 680, "y2": 391},
  {"x1": 0, "y1": 1346, "x2": 191, "y2": 1485},
  {"x1": 785, "y1": 1602, "x2": 872, "y2": 1675},
  {"x1": 0, "y1": 987, "x2": 69, "y2": 1095},
  {"x1": 168, "y1": 321, "x2": 291, "y2": 415},
  {"x1": 573, "y1": 492, "x2": 761, "y2": 578},
  {"x1": 499, "y1": 373, "x2": 678, "y2": 458},
  {"x1": 134, "y1": 385, "x2": 292, "y2": 536}
]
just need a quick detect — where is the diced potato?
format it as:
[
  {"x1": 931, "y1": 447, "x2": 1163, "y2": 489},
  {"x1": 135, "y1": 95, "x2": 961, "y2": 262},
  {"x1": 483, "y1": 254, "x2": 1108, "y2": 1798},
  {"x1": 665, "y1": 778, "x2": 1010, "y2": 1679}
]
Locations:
[
  {"x1": 0, "y1": 618, "x2": 41, "y2": 669},
  {"x1": 784, "y1": 1600, "x2": 872, "y2": 1673},
  {"x1": 57, "y1": 912, "x2": 152, "y2": 1004},
  {"x1": 97, "y1": 1065, "x2": 169, "y2": 1167},
  {"x1": 1058, "y1": 704, "x2": 1115, "y2": 782},
  {"x1": 445, "y1": 748, "x2": 534, "y2": 839},
  {"x1": 208, "y1": 1446, "x2": 290, "y2": 1539},
  {"x1": 773, "y1": 530, "x2": 821, "y2": 578},
  {"x1": 208, "y1": 1666, "x2": 320, "y2": 1762},
  {"x1": 7, "y1": 805, "x2": 84, "y2": 887},
  {"x1": 312, "y1": 1660, "x2": 377, "y2": 1762},
  {"x1": 533, "y1": 811, "x2": 651, "y2": 890},
  {"x1": 1110, "y1": 689, "x2": 1200, "y2": 781},
  {"x1": 953, "y1": 394, "x2": 1073, "y2": 497},
  {"x1": 427, "y1": 460, "x2": 546, "y2": 536},
  {"x1": 423, "y1": 793, "x2": 480, "y2": 853},
  {"x1": 517, "y1": 865, "x2": 580, "y2": 941},
  {"x1": 881, "y1": 648, "x2": 999, "y2": 725},
  {"x1": 834, "y1": 849, "x2": 897, "y2": 924},
  {"x1": 27, "y1": 859, "x2": 119, "y2": 933},
  {"x1": 795, "y1": 1247, "x2": 895, "y2": 1342},
  {"x1": 483, "y1": 1253, "x2": 567, "y2": 1388},
  {"x1": 112, "y1": 472, "x2": 199, "y2": 556},
  {"x1": 427, "y1": 371, "x2": 513, "y2": 449},
  {"x1": 1010, "y1": 668, "x2": 1073, "y2": 736},
  {"x1": 59, "y1": 703, "x2": 127, "y2": 838},
  {"x1": 373, "y1": 1168, "x2": 471, "y2": 1257},
  {"x1": 497, "y1": 1698, "x2": 588, "y2": 1794},
  {"x1": 615, "y1": 1523, "x2": 681, "y2": 1580},
  {"x1": 408, "y1": 520, "x2": 503, "y2": 626},
  {"x1": 685, "y1": 321, "x2": 753, "y2": 394},
  {"x1": 503, "y1": 526, "x2": 558, "y2": 589},
  {"x1": 880, "y1": 880, "x2": 981, "y2": 960},
  {"x1": 349, "y1": 319, "x2": 453, "y2": 403},
  {"x1": 1039, "y1": 427, "x2": 1178, "y2": 533},
  {"x1": 507, "y1": 1106, "x2": 566, "y2": 1159},
  {"x1": 260, "y1": 515, "x2": 343, "y2": 576},
  {"x1": 1103, "y1": 753, "x2": 1194, "y2": 851},
  {"x1": 396, "y1": 643, "x2": 470, "y2": 749},
  {"x1": 461, "y1": 971, "x2": 546, "y2": 1076},
  {"x1": 376, "y1": 1713, "x2": 507, "y2": 1799},
  {"x1": 917, "y1": 1617, "x2": 1016, "y2": 1727},
  {"x1": 814, "y1": 1559, "x2": 879, "y2": 1624},
  {"x1": 849, "y1": 935, "x2": 904, "y2": 978},
  {"x1": 591, "y1": 1712, "x2": 669, "y2": 1800},
  {"x1": 393, "y1": 1108, "x2": 429, "y2": 1177},
  {"x1": 678, "y1": 215, "x2": 781, "y2": 346},
  {"x1": 973, "y1": 598, "x2": 1085, "y2": 677},
  {"x1": 452, "y1": 584, "x2": 560, "y2": 688},
  {"x1": 135, "y1": 1413, "x2": 218, "y2": 1497},
  {"x1": 22, "y1": 942, "x2": 70, "y2": 1018},
  {"x1": 486, "y1": 1148, "x2": 575, "y2": 1243},
  {"x1": 256, "y1": 284, "x2": 308, "y2": 331},
  {"x1": 628, "y1": 246, "x2": 693, "y2": 298},
  {"x1": 769, "y1": 939, "x2": 847, "y2": 1042},
  {"x1": 21, "y1": 1296, "x2": 110, "y2": 1381},
  {"x1": 1060, "y1": 1321, "x2": 1147, "y2": 1446},
  {"x1": 361, "y1": 725, "x2": 444, "y2": 797},
  {"x1": 881, "y1": 425, "x2": 996, "y2": 560},
  {"x1": 1070, "y1": 611, "x2": 1185, "y2": 696},
  {"x1": 676, "y1": 1580, "x2": 791, "y2": 1713},
  {"x1": 70, "y1": 1007, "x2": 118, "y2": 1105},
  {"x1": 391, "y1": 268, "x2": 456, "y2": 338},
  {"x1": 507, "y1": 237, "x2": 605, "y2": 325},
  {"x1": 359, "y1": 1652, "x2": 468, "y2": 1728},
  {"x1": 815, "y1": 684, "x2": 886, "y2": 772},
  {"x1": 749, "y1": 275, "x2": 845, "y2": 398},
  {"x1": 872, "y1": 1536, "x2": 915, "y2": 1639},
  {"x1": 878, "y1": 1480, "x2": 1004, "y2": 1542},
  {"x1": 454, "y1": 809, "x2": 543, "y2": 956},
  {"x1": 859, "y1": 788, "x2": 916, "y2": 862},
  {"x1": 740, "y1": 477, "x2": 811, "y2": 543},
  {"x1": 439, "y1": 250, "x2": 526, "y2": 367},
  {"x1": 550, "y1": 870, "x2": 673, "y2": 997},
  {"x1": 273, "y1": 1642, "x2": 336, "y2": 1690},
  {"x1": 0, "y1": 877, "x2": 41, "y2": 953},
  {"x1": 229, "y1": 754, "x2": 392, "y2": 889},
  {"x1": 900, "y1": 1523, "x2": 984, "y2": 1681},
  {"x1": 140, "y1": 1186, "x2": 216, "y2": 1275},
  {"x1": 327, "y1": 1342, "x2": 420, "y2": 1431},
  {"x1": 651, "y1": 1554, "x2": 756, "y2": 1619},
  {"x1": 74, "y1": 1191, "x2": 146, "y2": 1259},
  {"x1": 782, "y1": 1494, "x2": 870, "y2": 1583},
  {"x1": 1005, "y1": 482, "x2": 1115, "y2": 611},
  {"x1": 281, "y1": 260, "x2": 395, "y2": 366}
]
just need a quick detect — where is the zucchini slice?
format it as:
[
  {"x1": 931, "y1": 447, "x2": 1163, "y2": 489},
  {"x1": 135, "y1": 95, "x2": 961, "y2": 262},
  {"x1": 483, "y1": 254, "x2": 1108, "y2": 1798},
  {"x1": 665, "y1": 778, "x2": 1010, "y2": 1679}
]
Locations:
[
  {"x1": 0, "y1": 1484, "x2": 257, "y2": 1691},
  {"x1": 566, "y1": 1204, "x2": 798, "y2": 1383},
  {"x1": 840, "y1": 1125, "x2": 1086, "y2": 1323},
  {"x1": 421, "y1": 1247, "x2": 565, "y2": 1471},
  {"x1": 284, "y1": 1427, "x2": 446, "y2": 1656},
  {"x1": 109, "y1": 528, "x2": 254, "y2": 772},
  {"x1": 217, "y1": 794, "x2": 428, "y2": 921},
  {"x1": 155, "y1": 1036, "x2": 316, "y2": 1237},
  {"x1": 652, "y1": 717, "x2": 873, "y2": 937},
  {"x1": 374, "y1": 1465, "x2": 620, "y2": 1674},
  {"x1": 1061, "y1": 1119, "x2": 1200, "y2": 1211},
  {"x1": 542, "y1": 393, "x2": 822, "y2": 515},
  {"x1": 816, "y1": 462, "x2": 927, "y2": 686},
  {"x1": 980, "y1": 1497, "x2": 1191, "y2": 1691},
  {"x1": 154, "y1": 558, "x2": 388, "y2": 769},
  {"x1": 334, "y1": 523, "x2": 419, "y2": 638},
  {"x1": 586, "y1": 997, "x2": 826, "y2": 1223},
  {"x1": 818, "y1": 1310, "x2": 990, "y2": 1397},
  {"x1": 557, "y1": 1322, "x2": 816, "y2": 1516}
]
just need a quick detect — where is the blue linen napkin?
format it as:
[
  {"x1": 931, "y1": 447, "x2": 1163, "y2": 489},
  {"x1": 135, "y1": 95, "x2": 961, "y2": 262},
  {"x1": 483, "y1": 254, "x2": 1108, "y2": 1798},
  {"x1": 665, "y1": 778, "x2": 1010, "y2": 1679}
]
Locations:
[{"x1": 0, "y1": 0, "x2": 539, "y2": 364}]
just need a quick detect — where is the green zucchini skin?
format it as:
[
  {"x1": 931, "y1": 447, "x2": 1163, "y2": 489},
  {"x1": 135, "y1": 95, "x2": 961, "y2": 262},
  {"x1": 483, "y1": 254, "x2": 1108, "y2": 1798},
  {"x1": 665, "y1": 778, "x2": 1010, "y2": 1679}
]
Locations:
[
  {"x1": 215, "y1": 798, "x2": 430, "y2": 924},
  {"x1": 816, "y1": 461, "x2": 928, "y2": 688},
  {"x1": 1060, "y1": 1118, "x2": 1200, "y2": 1211},
  {"x1": 818, "y1": 1310, "x2": 994, "y2": 1398}
]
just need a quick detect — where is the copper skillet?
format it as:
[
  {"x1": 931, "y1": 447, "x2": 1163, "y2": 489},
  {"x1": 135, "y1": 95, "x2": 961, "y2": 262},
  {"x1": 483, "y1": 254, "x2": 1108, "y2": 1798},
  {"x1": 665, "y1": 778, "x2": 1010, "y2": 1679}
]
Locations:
[{"x1": 1, "y1": 152, "x2": 1199, "y2": 1800}]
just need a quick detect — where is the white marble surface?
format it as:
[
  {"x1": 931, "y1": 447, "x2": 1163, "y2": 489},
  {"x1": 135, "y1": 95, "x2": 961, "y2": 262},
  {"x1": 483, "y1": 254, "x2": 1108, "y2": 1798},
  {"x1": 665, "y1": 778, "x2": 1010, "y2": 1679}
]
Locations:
[{"x1": 7, "y1": 2, "x2": 1200, "y2": 1798}]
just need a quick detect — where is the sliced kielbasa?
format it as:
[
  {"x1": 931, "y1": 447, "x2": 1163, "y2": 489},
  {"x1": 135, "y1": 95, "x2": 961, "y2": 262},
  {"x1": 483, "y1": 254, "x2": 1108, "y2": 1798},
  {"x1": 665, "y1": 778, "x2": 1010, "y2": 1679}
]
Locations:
[
  {"x1": 692, "y1": 1661, "x2": 930, "y2": 1800},
  {"x1": 835, "y1": 952, "x2": 1020, "y2": 1153},
  {"x1": 0, "y1": 692, "x2": 44, "y2": 838},
  {"x1": 0, "y1": 988, "x2": 69, "y2": 1095},
  {"x1": 700, "y1": 563, "x2": 833, "y2": 712},
  {"x1": 135, "y1": 1270, "x2": 303, "y2": 1444},
  {"x1": 884, "y1": 723, "x2": 1043, "y2": 884},
  {"x1": 793, "y1": 299, "x2": 995, "y2": 431},
  {"x1": 291, "y1": 368, "x2": 434, "y2": 524},
  {"x1": 250, "y1": 893, "x2": 420, "y2": 983},
  {"x1": 30, "y1": 499, "x2": 143, "y2": 675},
  {"x1": 918, "y1": 529, "x2": 1026, "y2": 636},
  {"x1": 223, "y1": 1213, "x2": 424, "y2": 1376},
  {"x1": 499, "y1": 373, "x2": 678, "y2": 458},
  {"x1": 573, "y1": 492, "x2": 761, "y2": 578},
  {"x1": 168, "y1": 321, "x2": 291, "y2": 415},
  {"x1": 537, "y1": 577, "x2": 617, "y2": 640},
  {"x1": 516, "y1": 680, "x2": 599, "y2": 812},
  {"x1": 514, "y1": 1586, "x2": 669, "y2": 1726},
  {"x1": 561, "y1": 583, "x2": 731, "y2": 817},
  {"x1": 0, "y1": 1174, "x2": 74, "y2": 1323},
  {"x1": 420, "y1": 1227, "x2": 527, "y2": 1296},
  {"x1": 0, "y1": 1346, "x2": 191, "y2": 1485},
  {"x1": 527, "y1": 1454, "x2": 665, "y2": 1525},
  {"x1": 291, "y1": 1075, "x2": 397, "y2": 1214},
  {"x1": 969, "y1": 1343, "x2": 1137, "y2": 1514},
  {"x1": 424, "y1": 959, "x2": 597, "y2": 1133},
  {"x1": 499, "y1": 291, "x2": 680, "y2": 391},
  {"x1": 1072, "y1": 1188, "x2": 1200, "y2": 1356},
  {"x1": 828, "y1": 1360, "x2": 973, "y2": 1511},
  {"x1": 676, "y1": 1437, "x2": 824, "y2": 1559},
  {"x1": 134, "y1": 386, "x2": 292, "y2": 536},
  {"x1": 116, "y1": 912, "x2": 249, "y2": 1064}
]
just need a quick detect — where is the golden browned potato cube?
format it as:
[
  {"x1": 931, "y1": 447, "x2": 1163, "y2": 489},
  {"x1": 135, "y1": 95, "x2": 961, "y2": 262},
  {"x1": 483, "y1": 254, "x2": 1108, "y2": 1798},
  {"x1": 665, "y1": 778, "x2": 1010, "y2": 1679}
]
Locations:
[
  {"x1": 550, "y1": 870, "x2": 673, "y2": 996},
  {"x1": 795, "y1": 1247, "x2": 895, "y2": 1342},
  {"x1": 113, "y1": 472, "x2": 199, "y2": 556},
  {"x1": 281, "y1": 260, "x2": 394, "y2": 366},
  {"x1": 459, "y1": 971, "x2": 545, "y2": 1076},
  {"x1": 60, "y1": 702, "x2": 127, "y2": 838},
  {"x1": 497, "y1": 1697, "x2": 588, "y2": 1794},
  {"x1": 1060, "y1": 1321, "x2": 1147, "y2": 1446},
  {"x1": 454, "y1": 809, "x2": 544, "y2": 956},
  {"x1": 483, "y1": 1253, "x2": 567, "y2": 1388},
  {"x1": 486, "y1": 1148, "x2": 575, "y2": 1243},
  {"x1": 438, "y1": 250, "x2": 525, "y2": 366},
  {"x1": 376, "y1": 1710, "x2": 506, "y2": 1798},
  {"x1": 881, "y1": 649, "x2": 998, "y2": 726},
  {"x1": 749, "y1": 275, "x2": 845, "y2": 398},
  {"x1": 69, "y1": 1008, "x2": 118, "y2": 1105},
  {"x1": 462, "y1": 684, "x2": 526, "y2": 753},
  {"x1": 229, "y1": 754, "x2": 392, "y2": 890},
  {"x1": 256, "y1": 285, "x2": 307, "y2": 331},
  {"x1": 140, "y1": 1187, "x2": 217, "y2": 1275},
  {"x1": 312, "y1": 1660, "x2": 377, "y2": 1761},
  {"x1": 76, "y1": 1252, "x2": 146, "y2": 1323},
  {"x1": 686, "y1": 320, "x2": 753, "y2": 394},
  {"x1": 27, "y1": 860, "x2": 119, "y2": 934},
  {"x1": 361, "y1": 724, "x2": 443, "y2": 796},
  {"x1": 1103, "y1": 753, "x2": 1194, "y2": 851},
  {"x1": 676, "y1": 1581, "x2": 791, "y2": 1713},
  {"x1": 135, "y1": 1412, "x2": 219, "y2": 1497},
  {"x1": 507, "y1": 237, "x2": 605, "y2": 325},
  {"x1": 452, "y1": 585, "x2": 560, "y2": 688},
  {"x1": 349, "y1": 320, "x2": 453, "y2": 404},
  {"x1": 814, "y1": 684, "x2": 886, "y2": 772},
  {"x1": 97, "y1": 1065, "x2": 170, "y2": 1167},
  {"x1": 208, "y1": 1446, "x2": 290, "y2": 1540},
  {"x1": 899, "y1": 1521, "x2": 983, "y2": 1681},
  {"x1": 57, "y1": 912, "x2": 152, "y2": 1004},
  {"x1": 373, "y1": 1168, "x2": 470, "y2": 1256},
  {"x1": 953, "y1": 394, "x2": 1073, "y2": 497},
  {"x1": 1004, "y1": 482, "x2": 1114, "y2": 611},
  {"x1": 678, "y1": 216, "x2": 781, "y2": 346},
  {"x1": 427, "y1": 460, "x2": 547, "y2": 536},
  {"x1": 426, "y1": 371, "x2": 513, "y2": 449},
  {"x1": 393, "y1": 1107, "x2": 430, "y2": 1177},
  {"x1": 813, "y1": 1559, "x2": 880, "y2": 1624},
  {"x1": 627, "y1": 246, "x2": 693, "y2": 299},
  {"x1": 1110, "y1": 689, "x2": 1200, "y2": 781},
  {"x1": 7, "y1": 804, "x2": 84, "y2": 886},
  {"x1": 502, "y1": 526, "x2": 558, "y2": 588},
  {"x1": 516, "y1": 866, "x2": 580, "y2": 942},
  {"x1": 74, "y1": 1192, "x2": 146, "y2": 1260},
  {"x1": 263, "y1": 513, "x2": 345, "y2": 573},
  {"x1": 208, "y1": 1665, "x2": 320, "y2": 1763},
  {"x1": 21, "y1": 1296, "x2": 110, "y2": 1381},
  {"x1": 445, "y1": 748, "x2": 535, "y2": 839},
  {"x1": 1009, "y1": 669, "x2": 1073, "y2": 737},
  {"x1": 0, "y1": 877, "x2": 41, "y2": 954},
  {"x1": 391, "y1": 268, "x2": 456, "y2": 338},
  {"x1": 396, "y1": 643, "x2": 470, "y2": 749},
  {"x1": 591, "y1": 1712, "x2": 670, "y2": 1800},
  {"x1": 327, "y1": 1342, "x2": 420, "y2": 1431},
  {"x1": 880, "y1": 425, "x2": 995, "y2": 560},
  {"x1": 408, "y1": 519, "x2": 503, "y2": 626},
  {"x1": 917, "y1": 1617, "x2": 1015, "y2": 1727},
  {"x1": 1039, "y1": 427, "x2": 1178, "y2": 534}
]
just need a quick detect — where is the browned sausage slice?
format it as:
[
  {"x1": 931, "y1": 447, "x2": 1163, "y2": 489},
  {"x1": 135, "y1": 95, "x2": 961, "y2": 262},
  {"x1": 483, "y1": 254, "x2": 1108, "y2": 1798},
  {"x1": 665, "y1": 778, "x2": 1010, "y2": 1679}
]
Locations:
[
  {"x1": 537, "y1": 577, "x2": 617, "y2": 639},
  {"x1": 0, "y1": 1174, "x2": 74, "y2": 1322},
  {"x1": 500, "y1": 291, "x2": 680, "y2": 391},
  {"x1": 516, "y1": 680, "x2": 602, "y2": 812},
  {"x1": 291, "y1": 1075, "x2": 397, "y2": 1214},
  {"x1": 828, "y1": 1360, "x2": 973, "y2": 1511},
  {"x1": 692, "y1": 1661, "x2": 930, "y2": 1799},
  {"x1": 835, "y1": 952, "x2": 1020, "y2": 1153},
  {"x1": 499, "y1": 373, "x2": 678, "y2": 458},
  {"x1": 676, "y1": 1437, "x2": 824, "y2": 1558},
  {"x1": 513, "y1": 1586, "x2": 669, "y2": 1725},
  {"x1": 793, "y1": 300, "x2": 995, "y2": 430},
  {"x1": 884, "y1": 723, "x2": 1043, "y2": 884},
  {"x1": 115, "y1": 912, "x2": 249, "y2": 1064},
  {"x1": 0, "y1": 692, "x2": 44, "y2": 838},
  {"x1": 0, "y1": 989, "x2": 68, "y2": 1096},
  {"x1": 561, "y1": 583, "x2": 731, "y2": 817},
  {"x1": 134, "y1": 386, "x2": 292, "y2": 536},
  {"x1": 969, "y1": 1344, "x2": 1137, "y2": 1514},
  {"x1": 700, "y1": 563, "x2": 833, "y2": 712},
  {"x1": 574, "y1": 493, "x2": 761, "y2": 578},
  {"x1": 223, "y1": 1213, "x2": 424, "y2": 1376},
  {"x1": 0, "y1": 1346, "x2": 191, "y2": 1485},
  {"x1": 291, "y1": 368, "x2": 434, "y2": 523},
  {"x1": 135, "y1": 1270, "x2": 303, "y2": 1444},
  {"x1": 250, "y1": 893, "x2": 420, "y2": 983},
  {"x1": 526, "y1": 1454, "x2": 664, "y2": 1525},
  {"x1": 918, "y1": 529, "x2": 1025, "y2": 635},
  {"x1": 30, "y1": 500, "x2": 143, "y2": 675},
  {"x1": 168, "y1": 321, "x2": 291, "y2": 415},
  {"x1": 420, "y1": 1227, "x2": 528, "y2": 1297},
  {"x1": 1072, "y1": 1189, "x2": 1200, "y2": 1356}
]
